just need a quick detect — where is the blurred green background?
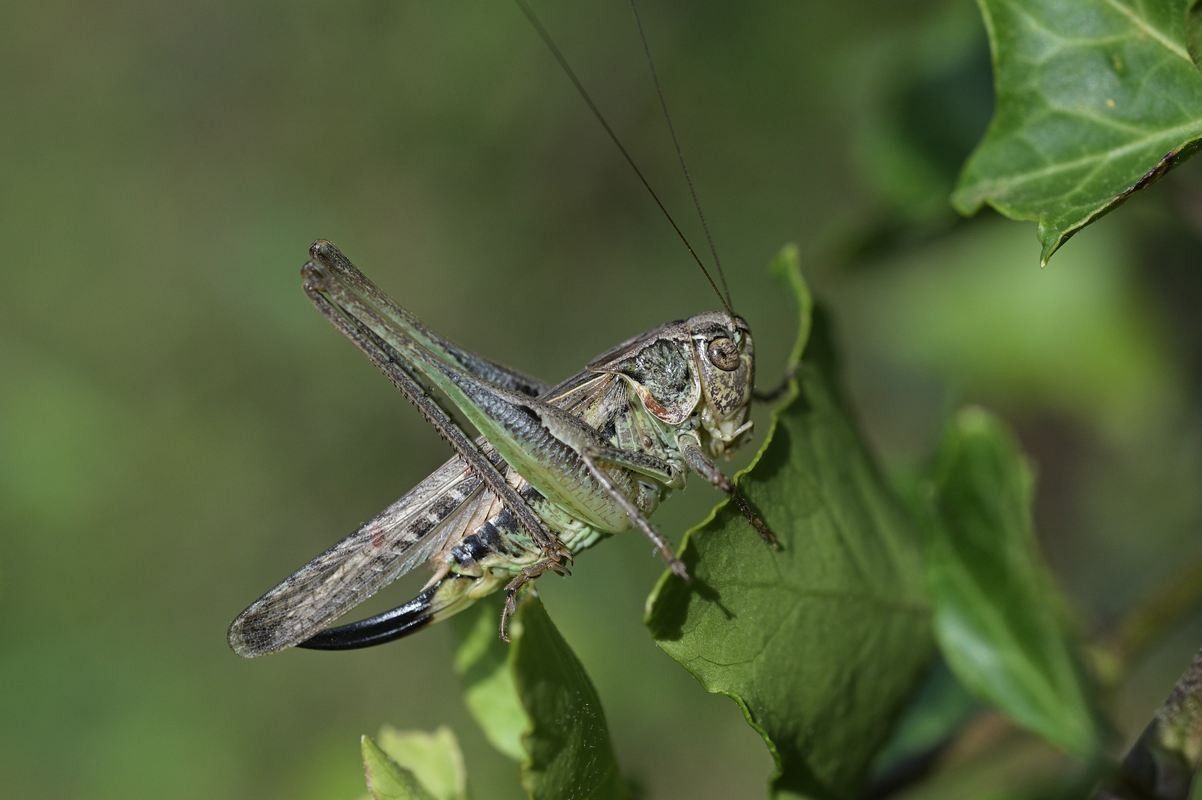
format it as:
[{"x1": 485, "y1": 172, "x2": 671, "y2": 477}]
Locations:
[{"x1": 4, "y1": 0, "x2": 1202, "y2": 797}]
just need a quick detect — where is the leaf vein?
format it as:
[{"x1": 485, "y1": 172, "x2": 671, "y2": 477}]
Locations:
[
  {"x1": 1100, "y1": 0, "x2": 1191, "y2": 63},
  {"x1": 964, "y1": 118, "x2": 1202, "y2": 197}
]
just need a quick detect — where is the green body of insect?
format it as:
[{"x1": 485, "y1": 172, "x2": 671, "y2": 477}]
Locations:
[{"x1": 227, "y1": 241, "x2": 775, "y2": 657}]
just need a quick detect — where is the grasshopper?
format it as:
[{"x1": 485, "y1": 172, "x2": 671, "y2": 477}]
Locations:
[{"x1": 227, "y1": 1, "x2": 786, "y2": 658}]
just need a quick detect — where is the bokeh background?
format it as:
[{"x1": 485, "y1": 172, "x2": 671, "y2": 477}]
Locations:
[{"x1": 4, "y1": 0, "x2": 1202, "y2": 797}]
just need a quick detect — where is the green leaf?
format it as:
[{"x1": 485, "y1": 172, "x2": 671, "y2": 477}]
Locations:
[
  {"x1": 645, "y1": 246, "x2": 932, "y2": 799},
  {"x1": 452, "y1": 597, "x2": 526, "y2": 762},
  {"x1": 869, "y1": 658, "x2": 979, "y2": 781},
  {"x1": 375, "y1": 726, "x2": 467, "y2": 800},
  {"x1": 453, "y1": 594, "x2": 626, "y2": 800},
  {"x1": 362, "y1": 734, "x2": 437, "y2": 800},
  {"x1": 924, "y1": 407, "x2": 1101, "y2": 757},
  {"x1": 1188, "y1": 0, "x2": 1202, "y2": 70},
  {"x1": 952, "y1": 0, "x2": 1202, "y2": 265},
  {"x1": 513, "y1": 596, "x2": 626, "y2": 800}
]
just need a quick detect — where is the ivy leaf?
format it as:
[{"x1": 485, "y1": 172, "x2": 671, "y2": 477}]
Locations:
[
  {"x1": 923, "y1": 407, "x2": 1101, "y2": 757},
  {"x1": 453, "y1": 594, "x2": 627, "y2": 800},
  {"x1": 1189, "y1": 0, "x2": 1202, "y2": 68},
  {"x1": 645, "y1": 246, "x2": 932, "y2": 799},
  {"x1": 952, "y1": 0, "x2": 1202, "y2": 265},
  {"x1": 362, "y1": 734, "x2": 437, "y2": 800}
]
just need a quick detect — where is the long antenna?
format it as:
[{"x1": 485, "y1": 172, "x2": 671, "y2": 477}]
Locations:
[
  {"x1": 511, "y1": 0, "x2": 733, "y2": 315},
  {"x1": 627, "y1": 0, "x2": 732, "y2": 309}
]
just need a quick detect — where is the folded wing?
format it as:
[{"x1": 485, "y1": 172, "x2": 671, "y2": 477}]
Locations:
[{"x1": 228, "y1": 454, "x2": 487, "y2": 657}]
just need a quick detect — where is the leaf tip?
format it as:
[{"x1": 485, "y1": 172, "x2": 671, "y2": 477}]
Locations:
[
  {"x1": 766, "y1": 242, "x2": 812, "y2": 376},
  {"x1": 953, "y1": 405, "x2": 998, "y2": 437},
  {"x1": 360, "y1": 733, "x2": 379, "y2": 759},
  {"x1": 1038, "y1": 224, "x2": 1065, "y2": 268},
  {"x1": 949, "y1": 183, "x2": 982, "y2": 217}
]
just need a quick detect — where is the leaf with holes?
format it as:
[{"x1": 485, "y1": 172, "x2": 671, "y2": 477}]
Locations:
[{"x1": 953, "y1": 0, "x2": 1202, "y2": 265}]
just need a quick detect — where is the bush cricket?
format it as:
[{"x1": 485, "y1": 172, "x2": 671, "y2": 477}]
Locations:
[{"x1": 228, "y1": 0, "x2": 787, "y2": 658}]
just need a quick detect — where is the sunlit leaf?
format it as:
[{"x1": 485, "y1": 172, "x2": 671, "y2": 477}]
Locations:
[
  {"x1": 953, "y1": 0, "x2": 1202, "y2": 265},
  {"x1": 645, "y1": 246, "x2": 932, "y2": 799},
  {"x1": 375, "y1": 726, "x2": 466, "y2": 800},
  {"x1": 362, "y1": 734, "x2": 437, "y2": 800},
  {"x1": 453, "y1": 598, "x2": 525, "y2": 762}
]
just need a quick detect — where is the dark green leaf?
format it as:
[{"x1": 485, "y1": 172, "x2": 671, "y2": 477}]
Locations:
[
  {"x1": 513, "y1": 596, "x2": 626, "y2": 800},
  {"x1": 646, "y1": 246, "x2": 932, "y2": 799},
  {"x1": 869, "y1": 658, "x2": 979, "y2": 782},
  {"x1": 362, "y1": 734, "x2": 437, "y2": 800},
  {"x1": 453, "y1": 595, "x2": 626, "y2": 800},
  {"x1": 924, "y1": 407, "x2": 1101, "y2": 756},
  {"x1": 953, "y1": 0, "x2": 1202, "y2": 265}
]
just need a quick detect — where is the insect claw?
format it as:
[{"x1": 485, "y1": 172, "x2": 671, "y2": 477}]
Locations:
[
  {"x1": 499, "y1": 591, "x2": 517, "y2": 643},
  {"x1": 542, "y1": 542, "x2": 573, "y2": 575},
  {"x1": 727, "y1": 489, "x2": 781, "y2": 550},
  {"x1": 498, "y1": 555, "x2": 563, "y2": 641},
  {"x1": 749, "y1": 515, "x2": 781, "y2": 549},
  {"x1": 669, "y1": 558, "x2": 691, "y2": 583}
]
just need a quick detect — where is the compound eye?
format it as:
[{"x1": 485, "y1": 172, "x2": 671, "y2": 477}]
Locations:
[{"x1": 707, "y1": 337, "x2": 740, "y2": 371}]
